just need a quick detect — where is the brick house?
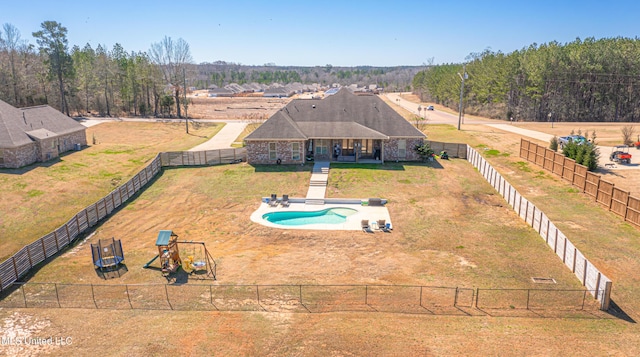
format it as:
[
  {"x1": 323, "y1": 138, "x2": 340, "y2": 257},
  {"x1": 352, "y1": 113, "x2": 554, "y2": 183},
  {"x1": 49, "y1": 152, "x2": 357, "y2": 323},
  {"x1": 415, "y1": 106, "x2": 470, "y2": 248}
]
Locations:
[
  {"x1": 0, "y1": 100, "x2": 87, "y2": 168},
  {"x1": 244, "y1": 88, "x2": 425, "y2": 164}
]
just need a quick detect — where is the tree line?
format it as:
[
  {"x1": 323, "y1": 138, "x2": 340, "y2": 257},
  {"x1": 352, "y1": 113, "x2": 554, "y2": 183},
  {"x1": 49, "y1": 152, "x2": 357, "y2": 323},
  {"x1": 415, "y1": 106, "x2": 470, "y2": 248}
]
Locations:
[
  {"x1": 0, "y1": 21, "x2": 192, "y2": 118},
  {"x1": 0, "y1": 20, "x2": 423, "y2": 118},
  {"x1": 413, "y1": 37, "x2": 640, "y2": 122},
  {"x1": 196, "y1": 62, "x2": 421, "y2": 92}
]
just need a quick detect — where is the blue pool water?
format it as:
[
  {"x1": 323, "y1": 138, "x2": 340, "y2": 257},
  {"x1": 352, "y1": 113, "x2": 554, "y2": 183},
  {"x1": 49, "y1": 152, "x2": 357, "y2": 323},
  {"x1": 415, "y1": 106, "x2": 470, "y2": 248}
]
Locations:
[{"x1": 263, "y1": 207, "x2": 358, "y2": 226}]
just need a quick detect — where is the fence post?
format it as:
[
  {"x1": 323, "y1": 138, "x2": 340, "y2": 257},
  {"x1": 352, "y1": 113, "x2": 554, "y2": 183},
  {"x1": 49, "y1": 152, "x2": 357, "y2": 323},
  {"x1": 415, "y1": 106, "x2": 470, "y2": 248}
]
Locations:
[
  {"x1": 475, "y1": 288, "x2": 480, "y2": 308},
  {"x1": 595, "y1": 272, "x2": 602, "y2": 300},
  {"x1": 583, "y1": 260, "x2": 588, "y2": 286},
  {"x1": 554, "y1": 230, "x2": 558, "y2": 253},
  {"x1": 299, "y1": 285, "x2": 303, "y2": 305},
  {"x1": 53, "y1": 230, "x2": 60, "y2": 252},
  {"x1": 21, "y1": 284, "x2": 27, "y2": 307},
  {"x1": 365, "y1": 285, "x2": 368, "y2": 305},
  {"x1": 125, "y1": 285, "x2": 133, "y2": 309},
  {"x1": 256, "y1": 285, "x2": 260, "y2": 304},
  {"x1": 11, "y1": 256, "x2": 19, "y2": 280},
  {"x1": 601, "y1": 281, "x2": 613, "y2": 311},
  {"x1": 91, "y1": 284, "x2": 98, "y2": 309},
  {"x1": 165, "y1": 285, "x2": 173, "y2": 310},
  {"x1": 572, "y1": 248, "x2": 577, "y2": 273},
  {"x1": 54, "y1": 283, "x2": 61, "y2": 308},
  {"x1": 453, "y1": 287, "x2": 458, "y2": 307},
  {"x1": 526, "y1": 289, "x2": 530, "y2": 310},
  {"x1": 420, "y1": 286, "x2": 423, "y2": 307},
  {"x1": 26, "y1": 246, "x2": 33, "y2": 268},
  {"x1": 41, "y1": 238, "x2": 47, "y2": 259}
]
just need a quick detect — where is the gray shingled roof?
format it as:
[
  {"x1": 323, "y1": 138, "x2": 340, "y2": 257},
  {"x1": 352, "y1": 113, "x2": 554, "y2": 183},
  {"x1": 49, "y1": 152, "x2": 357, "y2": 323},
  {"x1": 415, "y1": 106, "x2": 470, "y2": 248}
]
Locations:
[
  {"x1": 0, "y1": 100, "x2": 86, "y2": 148},
  {"x1": 245, "y1": 88, "x2": 425, "y2": 141}
]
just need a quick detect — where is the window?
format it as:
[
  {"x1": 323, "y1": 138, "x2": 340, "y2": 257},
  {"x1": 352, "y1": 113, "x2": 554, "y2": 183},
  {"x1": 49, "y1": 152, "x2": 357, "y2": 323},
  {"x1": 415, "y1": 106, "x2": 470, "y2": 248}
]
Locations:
[
  {"x1": 0, "y1": 149, "x2": 4, "y2": 165},
  {"x1": 398, "y1": 139, "x2": 406, "y2": 158},
  {"x1": 315, "y1": 139, "x2": 328, "y2": 155},
  {"x1": 291, "y1": 142, "x2": 301, "y2": 161},
  {"x1": 269, "y1": 142, "x2": 277, "y2": 160}
]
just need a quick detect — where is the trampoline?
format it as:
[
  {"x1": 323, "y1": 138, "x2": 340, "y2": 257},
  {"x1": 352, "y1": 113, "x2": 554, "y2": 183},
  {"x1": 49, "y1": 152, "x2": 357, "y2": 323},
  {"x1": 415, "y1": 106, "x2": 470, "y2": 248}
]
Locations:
[{"x1": 91, "y1": 238, "x2": 125, "y2": 270}]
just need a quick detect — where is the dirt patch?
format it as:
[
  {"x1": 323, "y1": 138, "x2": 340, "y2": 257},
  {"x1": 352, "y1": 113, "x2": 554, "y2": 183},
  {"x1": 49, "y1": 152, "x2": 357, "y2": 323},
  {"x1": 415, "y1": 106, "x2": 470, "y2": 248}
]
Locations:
[{"x1": 188, "y1": 96, "x2": 291, "y2": 120}]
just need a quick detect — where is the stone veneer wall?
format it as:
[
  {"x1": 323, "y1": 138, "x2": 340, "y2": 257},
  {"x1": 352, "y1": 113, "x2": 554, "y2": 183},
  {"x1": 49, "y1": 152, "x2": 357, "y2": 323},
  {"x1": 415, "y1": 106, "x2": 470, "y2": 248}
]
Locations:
[
  {"x1": 383, "y1": 138, "x2": 423, "y2": 161},
  {"x1": 246, "y1": 140, "x2": 305, "y2": 165},
  {"x1": 0, "y1": 130, "x2": 87, "y2": 169},
  {"x1": 1, "y1": 144, "x2": 38, "y2": 168}
]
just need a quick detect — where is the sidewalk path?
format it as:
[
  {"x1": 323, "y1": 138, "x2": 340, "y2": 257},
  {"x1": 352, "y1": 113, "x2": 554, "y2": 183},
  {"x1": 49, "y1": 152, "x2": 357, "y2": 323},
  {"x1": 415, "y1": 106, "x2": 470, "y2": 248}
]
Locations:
[
  {"x1": 189, "y1": 122, "x2": 247, "y2": 151},
  {"x1": 305, "y1": 161, "x2": 330, "y2": 204}
]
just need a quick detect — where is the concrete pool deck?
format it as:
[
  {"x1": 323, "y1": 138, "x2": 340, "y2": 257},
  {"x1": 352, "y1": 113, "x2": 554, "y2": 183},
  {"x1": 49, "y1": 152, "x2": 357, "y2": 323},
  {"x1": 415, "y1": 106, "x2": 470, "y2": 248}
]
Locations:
[{"x1": 250, "y1": 200, "x2": 391, "y2": 231}]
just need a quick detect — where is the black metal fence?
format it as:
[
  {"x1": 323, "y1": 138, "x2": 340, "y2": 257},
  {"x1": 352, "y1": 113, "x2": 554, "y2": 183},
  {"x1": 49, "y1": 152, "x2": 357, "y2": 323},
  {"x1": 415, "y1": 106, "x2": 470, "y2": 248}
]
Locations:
[{"x1": 0, "y1": 282, "x2": 606, "y2": 317}]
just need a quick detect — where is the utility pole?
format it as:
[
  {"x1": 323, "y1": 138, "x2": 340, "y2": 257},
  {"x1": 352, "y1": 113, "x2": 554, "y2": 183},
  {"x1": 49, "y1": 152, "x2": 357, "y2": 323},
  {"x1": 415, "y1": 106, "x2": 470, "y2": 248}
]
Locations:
[
  {"x1": 457, "y1": 65, "x2": 467, "y2": 131},
  {"x1": 183, "y1": 67, "x2": 188, "y2": 134}
]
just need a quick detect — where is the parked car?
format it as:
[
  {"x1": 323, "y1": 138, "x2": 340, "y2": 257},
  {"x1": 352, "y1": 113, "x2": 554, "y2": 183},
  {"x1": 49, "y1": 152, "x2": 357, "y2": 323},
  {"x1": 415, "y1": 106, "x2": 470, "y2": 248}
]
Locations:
[
  {"x1": 426, "y1": 105, "x2": 434, "y2": 111},
  {"x1": 558, "y1": 135, "x2": 587, "y2": 149}
]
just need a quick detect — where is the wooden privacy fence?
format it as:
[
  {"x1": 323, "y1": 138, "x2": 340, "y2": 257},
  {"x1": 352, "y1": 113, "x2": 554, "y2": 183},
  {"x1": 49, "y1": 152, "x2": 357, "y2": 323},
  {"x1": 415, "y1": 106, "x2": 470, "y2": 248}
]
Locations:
[
  {"x1": 520, "y1": 139, "x2": 640, "y2": 228},
  {"x1": 427, "y1": 141, "x2": 467, "y2": 159},
  {"x1": 467, "y1": 146, "x2": 612, "y2": 311},
  {"x1": 0, "y1": 148, "x2": 248, "y2": 293},
  {"x1": 161, "y1": 148, "x2": 246, "y2": 167}
]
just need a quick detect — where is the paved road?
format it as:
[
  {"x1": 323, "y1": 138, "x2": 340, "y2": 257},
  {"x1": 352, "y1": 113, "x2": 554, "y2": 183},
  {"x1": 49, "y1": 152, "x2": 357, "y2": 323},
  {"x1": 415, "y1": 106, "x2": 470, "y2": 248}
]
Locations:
[
  {"x1": 78, "y1": 117, "x2": 248, "y2": 150},
  {"x1": 384, "y1": 93, "x2": 640, "y2": 170},
  {"x1": 189, "y1": 122, "x2": 247, "y2": 151}
]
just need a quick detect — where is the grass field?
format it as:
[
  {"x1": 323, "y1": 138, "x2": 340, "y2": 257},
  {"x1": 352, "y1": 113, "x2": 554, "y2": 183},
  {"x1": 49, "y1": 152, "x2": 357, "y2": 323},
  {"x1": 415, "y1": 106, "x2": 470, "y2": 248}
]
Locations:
[
  {"x1": 1, "y1": 117, "x2": 640, "y2": 355},
  {"x1": 0, "y1": 121, "x2": 223, "y2": 262}
]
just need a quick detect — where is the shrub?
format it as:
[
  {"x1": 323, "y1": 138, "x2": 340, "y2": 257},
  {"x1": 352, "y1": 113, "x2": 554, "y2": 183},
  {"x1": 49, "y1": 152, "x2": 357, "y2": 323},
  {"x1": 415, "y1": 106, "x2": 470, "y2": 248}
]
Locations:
[
  {"x1": 549, "y1": 135, "x2": 559, "y2": 151},
  {"x1": 413, "y1": 143, "x2": 434, "y2": 162},
  {"x1": 562, "y1": 141, "x2": 599, "y2": 171}
]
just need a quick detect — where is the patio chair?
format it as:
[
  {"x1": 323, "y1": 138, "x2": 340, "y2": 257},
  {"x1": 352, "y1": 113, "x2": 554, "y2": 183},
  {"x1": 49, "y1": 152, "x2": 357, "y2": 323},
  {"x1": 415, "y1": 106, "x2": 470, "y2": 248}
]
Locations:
[
  {"x1": 281, "y1": 194, "x2": 290, "y2": 207},
  {"x1": 377, "y1": 219, "x2": 390, "y2": 232},
  {"x1": 269, "y1": 193, "x2": 279, "y2": 207},
  {"x1": 362, "y1": 220, "x2": 374, "y2": 233}
]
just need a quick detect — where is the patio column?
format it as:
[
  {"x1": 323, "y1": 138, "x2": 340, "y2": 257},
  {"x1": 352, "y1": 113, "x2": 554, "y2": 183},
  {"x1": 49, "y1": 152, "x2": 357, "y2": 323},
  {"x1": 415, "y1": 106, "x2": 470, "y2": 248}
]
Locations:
[{"x1": 381, "y1": 141, "x2": 384, "y2": 163}]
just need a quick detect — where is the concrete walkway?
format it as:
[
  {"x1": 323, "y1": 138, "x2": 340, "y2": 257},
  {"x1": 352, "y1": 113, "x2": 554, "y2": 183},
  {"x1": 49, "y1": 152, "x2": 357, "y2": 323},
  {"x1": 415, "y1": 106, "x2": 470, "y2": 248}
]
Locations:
[
  {"x1": 305, "y1": 161, "x2": 330, "y2": 204},
  {"x1": 189, "y1": 122, "x2": 247, "y2": 151}
]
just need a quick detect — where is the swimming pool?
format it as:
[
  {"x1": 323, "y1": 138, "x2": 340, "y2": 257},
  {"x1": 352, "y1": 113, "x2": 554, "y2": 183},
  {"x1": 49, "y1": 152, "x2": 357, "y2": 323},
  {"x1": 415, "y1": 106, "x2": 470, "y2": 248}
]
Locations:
[{"x1": 262, "y1": 207, "x2": 358, "y2": 226}]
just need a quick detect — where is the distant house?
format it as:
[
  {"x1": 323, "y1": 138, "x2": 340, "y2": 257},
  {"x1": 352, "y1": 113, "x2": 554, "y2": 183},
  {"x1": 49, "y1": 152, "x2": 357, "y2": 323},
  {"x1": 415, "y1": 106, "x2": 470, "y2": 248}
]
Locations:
[
  {"x1": 207, "y1": 87, "x2": 234, "y2": 97},
  {"x1": 0, "y1": 100, "x2": 87, "y2": 168},
  {"x1": 263, "y1": 87, "x2": 293, "y2": 98},
  {"x1": 244, "y1": 89, "x2": 425, "y2": 164}
]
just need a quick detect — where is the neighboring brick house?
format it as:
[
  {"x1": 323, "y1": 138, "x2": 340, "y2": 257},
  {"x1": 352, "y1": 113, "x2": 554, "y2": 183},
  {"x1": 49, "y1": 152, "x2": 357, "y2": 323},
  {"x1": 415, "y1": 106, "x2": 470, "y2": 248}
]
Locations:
[
  {"x1": 244, "y1": 88, "x2": 426, "y2": 164},
  {"x1": 0, "y1": 100, "x2": 87, "y2": 168}
]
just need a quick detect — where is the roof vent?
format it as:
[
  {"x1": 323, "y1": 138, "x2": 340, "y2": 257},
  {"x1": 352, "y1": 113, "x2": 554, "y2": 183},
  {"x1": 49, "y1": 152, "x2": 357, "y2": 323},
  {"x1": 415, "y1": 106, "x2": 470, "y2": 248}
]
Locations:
[{"x1": 312, "y1": 105, "x2": 316, "y2": 109}]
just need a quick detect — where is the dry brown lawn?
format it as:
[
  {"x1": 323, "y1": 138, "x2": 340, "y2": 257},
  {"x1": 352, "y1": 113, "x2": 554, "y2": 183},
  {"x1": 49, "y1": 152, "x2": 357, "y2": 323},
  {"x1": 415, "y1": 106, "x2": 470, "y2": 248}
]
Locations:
[
  {"x1": 1, "y1": 100, "x2": 640, "y2": 356},
  {"x1": 188, "y1": 96, "x2": 291, "y2": 120},
  {"x1": 0, "y1": 122, "x2": 223, "y2": 262}
]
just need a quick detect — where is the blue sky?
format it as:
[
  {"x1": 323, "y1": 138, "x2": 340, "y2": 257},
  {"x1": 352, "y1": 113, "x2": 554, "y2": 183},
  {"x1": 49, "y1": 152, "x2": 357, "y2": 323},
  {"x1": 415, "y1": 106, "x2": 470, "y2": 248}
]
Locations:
[{"x1": 2, "y1": 0, "x2": 639, "y2": 66}]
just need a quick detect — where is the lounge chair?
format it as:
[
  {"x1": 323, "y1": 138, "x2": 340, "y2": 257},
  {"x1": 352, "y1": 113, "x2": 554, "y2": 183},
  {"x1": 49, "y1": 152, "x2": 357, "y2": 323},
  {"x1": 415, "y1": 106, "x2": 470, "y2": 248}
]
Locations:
[
  {"x1": 378, "y1": 219, "x2": 391, "y2": 232},
  {"x1": 269, "y1": 193, "x2": 279, "y2": 207},
  {"x1": 281, "y1": 194, "x2": 290, "y2": 207},
  {"x1": 362, "y1": 220, "x2": 374, "y2": 233}
]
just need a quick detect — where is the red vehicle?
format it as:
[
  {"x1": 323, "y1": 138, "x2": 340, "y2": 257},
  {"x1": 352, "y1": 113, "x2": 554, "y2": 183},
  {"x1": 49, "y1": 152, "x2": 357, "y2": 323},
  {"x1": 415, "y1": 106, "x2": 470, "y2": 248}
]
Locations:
[{"x1": 610, "y1": 146, "x2": 632, "y2": 164}]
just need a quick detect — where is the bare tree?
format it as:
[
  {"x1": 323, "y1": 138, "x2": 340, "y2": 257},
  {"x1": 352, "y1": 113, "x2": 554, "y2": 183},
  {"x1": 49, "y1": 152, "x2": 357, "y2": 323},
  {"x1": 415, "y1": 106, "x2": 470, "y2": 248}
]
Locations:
[
  {"x1": 1, "y1": 23, "x2": 29, "y2": 106},
  {"x1": 148, "y1": 36, "x2": 193, "y2": 125},
  {"x1": 621, "y1": 125, "x2": 636, "y2": 146}
]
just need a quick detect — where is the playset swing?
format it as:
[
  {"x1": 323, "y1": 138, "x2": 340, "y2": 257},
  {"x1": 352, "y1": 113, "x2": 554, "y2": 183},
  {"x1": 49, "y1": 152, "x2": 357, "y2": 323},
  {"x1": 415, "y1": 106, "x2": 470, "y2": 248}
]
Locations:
[{"x1": 143, "y1": 230, "x2": 216, "y2": 280}]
